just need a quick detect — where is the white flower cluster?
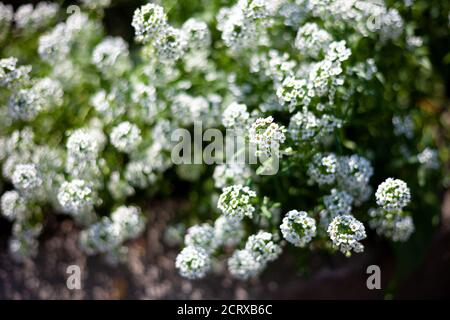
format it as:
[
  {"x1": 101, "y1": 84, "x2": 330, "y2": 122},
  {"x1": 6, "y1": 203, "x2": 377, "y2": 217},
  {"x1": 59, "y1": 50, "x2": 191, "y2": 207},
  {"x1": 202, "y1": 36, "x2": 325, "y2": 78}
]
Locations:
[
  {"x1": 336, "y1": 155, "x2": 374, "y2": 204},
  {"x1": 280, "y1": 210, "x2": 316, "y2": 247},
  {"x1": 92, "y1": 37, "x2": 131, "y2": 76},
  {"x1": 327, "y1": 214, "x2": 366, "y2": 256},
  {"x1": 14, "y1": 2, "x2": 59, "y2": 32},
  {"x1": 369, "y1": 178, "x2": 414, "y2": 242},
  {"x1": 214, "y1": 216, "x2": 245, "y2": 247},
  {"x1": 184, "y1": 223, "x2": 218, "y2": 253},
  {"x1": 375, "y1": 178, "x2": 411, "y2": 212},
  {"x1": 11, "y1": 164, "x2": 43, "y2": 197},
  {"x1": 132, "y1": 4, "x2": 168, "y2": 43},
  {"x1": 307, "y1": 153, "x2": 338, "y2": 185},
  {"x1": 222, "y1": 102, "x2": 250, "y2": 130},
  {"x1": 228, "y1": 231, "x2": 281, "y2": 280},
  {"x1": 0, "y1": 3, "x2": 13, "y2": 41},
  {"x1": 80, "y1": 205, "x2": 146, "y2": 256},
  {"x1": 176, "y1": 214, "x2": 246, "y2": 279},
  {"x1": 110, "y1": 121, "x2": 142, "y2": 153},
  {"x1": 217, "y1": 185, "x2": 257, "y2": 222},
  {"x1": 368, "y1": 208, "x2": 414, "y2": 242},
  {"x1": 217, "y1": 0, "x2": 277, "y2": 52},
  {"x1": 417, "y1": 148, "x2": 439, "y2": 170},
  {"x1": 295, "y1": 22, "x2": 332, "y2": 58},
  {"x1": 245, "y1": 231, "x2": 281, "y2": 262},
  {"x1": 111, "y1": 206, "x2": 146, "y2": 240},
  {"x1": 57, "y1": 179, "x2": 96, "y2": 222},
  {"x1": 181, "y1": 18, "x2": 211, "y2": 50},
  {"x1": 176, "y1": 246, "x2": 211, "y2": 279},
  {"x1": 0, "y1": 0, "x2": 428, "y2": 274},
  {"x1": 248, "y1": 116, "x2": 286, "y2": 157},
  {"x1": 132, "y1": 4, "x2": 210, "y2": 62},
  {"x1": 0, "y1": 57, "x2": 31, "y2": 89},
  {"x1": 38, "y1": 12, "x2": 100, "y2": 63},
  {"x1": 1, "y1": 190, "x2": 27, "y2": 221},
  {"x1": 81, "y1": 0, "x2": 112, "y2": 10},
  {"x1": 213, "y1": 163, "x2": 252, "y2": 189},
  {"x1": 277, "y1": 40, "x2": 351, "y2": 113},
  {"x1": 323, "y1": 189, "x2": 353, "y2": 216},
  {"x1": 309, "y1": 153, "x2": 374, "y2": 206},
  {"x1": 305, "y1": 0, "x2": 404, "y2": 41},
  {"x1": 288, "y1": 107, "x2": 342, "y2": 143},
  {"x1": 170, "y1": 93, "x2": 211, "y2": 127},
  {"x1": 228, "y1": 249, "x2": 262, "y2": 280}
]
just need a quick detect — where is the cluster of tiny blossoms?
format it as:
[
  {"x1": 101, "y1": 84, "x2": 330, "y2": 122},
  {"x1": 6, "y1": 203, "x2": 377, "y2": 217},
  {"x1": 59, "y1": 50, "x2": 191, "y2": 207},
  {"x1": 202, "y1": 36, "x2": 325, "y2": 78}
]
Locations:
[
  {"x1": 369, "y1": 178, "x2": 414, "y2": 242},
  {"x1": 0, "y1": 0, "x2": 439, "y2": 280},
  {"x1": 217, "y1": 185, "x2": 257, "y2": 222}
]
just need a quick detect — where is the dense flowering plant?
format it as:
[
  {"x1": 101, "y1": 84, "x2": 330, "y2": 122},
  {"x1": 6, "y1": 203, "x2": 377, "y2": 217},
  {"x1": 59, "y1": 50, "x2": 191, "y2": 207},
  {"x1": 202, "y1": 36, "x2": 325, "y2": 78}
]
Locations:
[{"x1": 0, "y1": 0, "x2": 448, "y2": 284}]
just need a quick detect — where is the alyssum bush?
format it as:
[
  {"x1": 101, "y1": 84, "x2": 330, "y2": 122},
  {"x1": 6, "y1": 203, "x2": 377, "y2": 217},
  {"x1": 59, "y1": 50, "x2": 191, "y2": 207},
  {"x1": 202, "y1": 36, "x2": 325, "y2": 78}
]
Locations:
[{"x1": 0, "y1": 0, "x2": 444, "y2": 280}]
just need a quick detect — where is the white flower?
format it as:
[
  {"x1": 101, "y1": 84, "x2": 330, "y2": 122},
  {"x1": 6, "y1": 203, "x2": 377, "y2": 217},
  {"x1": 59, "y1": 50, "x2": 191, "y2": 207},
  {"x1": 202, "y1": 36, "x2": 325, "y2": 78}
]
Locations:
[
  {"x1": 132, "y1": 3, "x2": 168, "y2": 44},
  {"x1": 245, "y1": 231, "x2": 281, "y2": 263},
  {"x1": 249, "y1": 116, "x2": 286, "y2": 157},
  {"x1": 214, "y1": 216, "x2": 245, "y2": 247},
  {"x1": 368, "y1": 208, "x2": 414, "y2": 242},
  {"x1": 228, "y1": 249, "x2": 263, "y2": 280},
  {"x1": 1, "y1": 190, "x2": 27, "y2": 221},
  {"x1": 323, "y1": 189, "x2": 353, "y2": 216},
  {"x1": 153, "y1": 26, "x2": 187, "y2": 61},
  {"x1": 124, "y1": 161, "x2": 156, "y2": 189},
  {"x1": 375, "y1": 178, "x2": 411, "y2": 212},
  {"x1": 67, "y1": 128, "x2": 103, "y2": 162},
  {"x1": 327, "y1": 215, "x2": 366, "y2": 256},
  {"x1": 0, "y1": 57, "x2": 31, "y2": 88},
  {"x1": 325, "y1": 40, "x2": 351, "y2": 62},
  {"x1": 181, "y1": 18, "x2": 211, "y2": 50},
  {"x1": 38, "y1": 23, "x2": 71, "y2": 62},
  {"x1": 92, "y1": 37, "x2": 130, "y2": 75},
  {"x1": 184, "y1": 223, "x2": 218, "y2": 253},
  {"x1": 32, "y1": 77, "x2": 64, "y2": 110},
  {"x1": 280, "y1": 210, "x2": 316, "y2": 247},
  {"x1": 79, "y1": 217, "x2": 122, "y2": 254},
  {"x1": 222, "y1": 102, "x2": 250, "y2": 130},
  {"x1": 218, "y1": 9, "x2": 257, "y2": 51},
  {"x1": 81, "y1": 0, "x2": 112, "y2": 10},
  {"x1": 14, "y1": 3, "x2": 59, "y2": 31},
  {"x1": 110, "y1": 121, "x2": 142, "y2": 153},
  {"x1": 0, "y1": 3, "x2": 13, "y2": 41},
  {"x1": 417, "y1": 148, "x2": 439, "y2": 169},
  {"x1": 9, "y1": 234, "x2": 39, "y2": 261},
  {"x1": 277, "y1": 76, "x2": 309, "y2": 112},
  {"x1": 176, "y1": 246, "x2": 211, "y2": 279},
  {"x1": 8, "y1": 88, "x2": 42, "y2": 121},
  {"x1": 170, "y1": 93, "x2": 210, "y2": 126},
  {"x1": 111, "y1": 206, "x2": 146, "y2": 240},
  {"x1": 289, "y1": 108, "x2": 342, "y2": 143},
  {"x1": 107, "y1": 171, "x2": 135, "y2": 201},
  {"x1": 336, "y1": 155, "x2": 374, "y2": 201},
  {"x1": 307, "y1": 153, "x2": 338, "y2": 185},
  {"x1": 12, "y1": 164, "x2": 43, "y2": 194},
  {"x1": 295, "y1": 22, "x2": 332, "y2": 58},
  {"x1": 131, "y1": 82, "x2": 158, "y2": 122},
  {"x1": 57, "y1": 179, "x2": 95, "y2": 215},
  {"x1": 213, "y1": 163, "x2": 252, "y2": 189},
  {"x1": 217, "y1": 185, "x2": 257, "y2": 222}
]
